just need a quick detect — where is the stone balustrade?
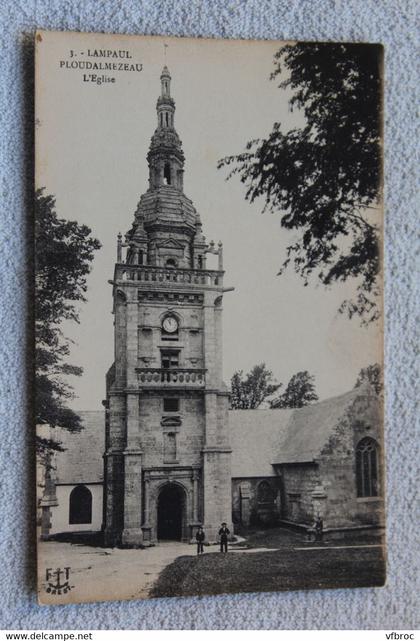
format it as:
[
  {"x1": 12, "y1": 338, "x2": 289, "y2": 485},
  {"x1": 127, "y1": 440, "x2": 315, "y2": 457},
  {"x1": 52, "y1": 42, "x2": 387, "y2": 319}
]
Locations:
[
  {"x1": 136, "y1": 367, "x2": 206, "y2": 387},
  {"x1": 115, "y1": 264, "x2": 223, "y2": 287}
]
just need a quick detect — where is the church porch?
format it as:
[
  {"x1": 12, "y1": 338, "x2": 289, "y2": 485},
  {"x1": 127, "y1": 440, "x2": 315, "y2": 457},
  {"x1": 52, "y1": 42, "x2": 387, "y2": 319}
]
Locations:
[{"x1": 141, "y1": 466, "x2": 202, "y2": 545}]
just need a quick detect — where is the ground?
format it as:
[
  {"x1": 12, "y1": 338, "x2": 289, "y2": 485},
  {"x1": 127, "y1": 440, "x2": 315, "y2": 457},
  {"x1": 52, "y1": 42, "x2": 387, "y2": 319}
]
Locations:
[
  {"x1": 37, "y1": 527, "x2": 386, "y2": 604},
  {"x1": 150, "y1": 545, "x2": 386, "y2": 598},
  {"x1": 38, "y1": 539, "x2": 191, "y2": 605}
]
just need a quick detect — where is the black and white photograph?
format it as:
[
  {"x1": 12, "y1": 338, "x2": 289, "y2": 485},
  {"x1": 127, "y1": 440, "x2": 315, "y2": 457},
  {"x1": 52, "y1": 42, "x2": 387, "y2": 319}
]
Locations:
[{"x1": 35, "y1": 30, "x2": 385, "y2": 605}]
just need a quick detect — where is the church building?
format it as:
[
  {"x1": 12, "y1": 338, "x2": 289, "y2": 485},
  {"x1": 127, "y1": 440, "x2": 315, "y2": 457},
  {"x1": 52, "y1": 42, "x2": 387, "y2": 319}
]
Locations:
[
  {"x1": 103, "y1": 66, "x2": 233, "y2": 546},
  {"x1": 38, "y1": 68, "x2": 384, "y2": 546}
]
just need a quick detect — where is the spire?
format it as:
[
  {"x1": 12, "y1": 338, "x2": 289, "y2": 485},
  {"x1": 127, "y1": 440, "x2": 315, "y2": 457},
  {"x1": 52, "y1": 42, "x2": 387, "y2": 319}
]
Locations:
[
  {"x1": 157, "y1": 66, "x2": 175, "y2": 129},
  {"x1": 124, "y1": 65, "x2": 208, "y2": 271},
  {"x1": 161, "y1": 65, "x2": 171, "y2": 97},
  {"x1": 148, "y1": 67, "x2": 185, "y2": 191}
]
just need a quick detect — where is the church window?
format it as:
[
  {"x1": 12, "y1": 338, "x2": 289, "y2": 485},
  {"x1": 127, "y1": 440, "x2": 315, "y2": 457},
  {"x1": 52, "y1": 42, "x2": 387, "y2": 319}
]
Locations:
[
  {"x1": 197, "y1": 255, "x2": 203, "y2": 269},
  {"x1": 165, "y1": 258, "x2": 177, "y2": 268},
  {"x1": 164, "y1": 162, "x2": 171, "y2": 185},
  {"x1": 160, "y1": 113, "x2": 163, "y2": 126},
  {"x1": 161, "y1": 350, "x2": 179, "y2": 369},
  {"x1": 163, "y1": 432, "x2": 177, "y2": 462},
  {"x1": 163, "y1": 398, "x2": 179, "y2": 412},
  {"x1": 69, "y1": 485, "x2": 92, "y2": 524},
  {"x1": 356, "y1": 437, "x2": 379, "y2": 497}
]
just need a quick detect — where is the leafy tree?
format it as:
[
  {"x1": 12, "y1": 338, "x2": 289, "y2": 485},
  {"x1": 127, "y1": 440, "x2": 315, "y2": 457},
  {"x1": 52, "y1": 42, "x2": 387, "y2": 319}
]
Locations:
[
  {"x1": 271, "y1": 370, "x2": 318, "y2": 408},
  {"x1": 354, "y1": 363, "x2": 382, "y2": 395},
  {"x1": 230, "y1": 363, "x2": 281, "y2": 409},
  {"x1": 218, "y1": 42, "x2": 383, "y2": 324},
  {"x1": 35, "y1": 189, "x2": 101, "y2": 460}
]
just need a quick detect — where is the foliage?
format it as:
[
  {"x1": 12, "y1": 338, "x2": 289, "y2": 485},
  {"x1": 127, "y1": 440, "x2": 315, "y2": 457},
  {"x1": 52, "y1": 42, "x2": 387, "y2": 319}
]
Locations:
[
  {"x1": 35, "y1": 189, "x2": 101, "y2": 459},
  {"x1": 271, "y1": 370, "x2": 318, "y2": 408},
  {"x1": 230, "y1": 363, "x2": 281, "y2": 409},
  {"x1": 218, "y1": 42, "x2": 382, "y2": 324},
  {"x1": 354, "y1": 363, "x2": 383, "y2": 395}
]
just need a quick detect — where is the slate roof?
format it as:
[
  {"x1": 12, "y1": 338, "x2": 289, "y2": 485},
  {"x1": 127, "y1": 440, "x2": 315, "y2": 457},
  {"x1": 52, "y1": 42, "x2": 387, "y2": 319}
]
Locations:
[
  {"x1": 52, "y1": 408, "x2": 295, "y2": 483},
  {"x1": 134, "y1": 186, "x2": 198, "y2": 234},
  {"x1": 49, "y1": 385, "x2": 376, "y2": 484},
  {"x1": 53, "y1": 411, "x2": 105, "y2": 485},
  {"x1": 272, "y1": 384, "x2": 375, "y2": 465},
  {"x1": 229, "y1": 409, "x2": 294, "y2": 477}
]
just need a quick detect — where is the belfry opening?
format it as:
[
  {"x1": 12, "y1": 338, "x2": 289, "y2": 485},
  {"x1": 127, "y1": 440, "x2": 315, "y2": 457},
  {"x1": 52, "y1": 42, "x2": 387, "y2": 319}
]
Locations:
[{"x1": 163, "y1": 162, "x2": 171, "y2": 185}]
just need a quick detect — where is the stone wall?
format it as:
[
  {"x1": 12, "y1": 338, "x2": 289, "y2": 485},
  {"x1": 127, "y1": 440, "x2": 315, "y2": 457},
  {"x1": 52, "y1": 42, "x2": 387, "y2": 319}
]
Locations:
[
  {"x1": 137, "y1": 298, "x2": 205, "y2": 371},
  {"x1": 316, "y1": 393, "x2": 384, "y2": 529},
  {"x1": 279, "y1": 393, "x2": 384, "y2": 529},
  {"x1": 280, "y1": 465, "x2": 321, "y2": 525},
  {"x1": 139, "y1": 394, "x2": 205, "y2": 468}
]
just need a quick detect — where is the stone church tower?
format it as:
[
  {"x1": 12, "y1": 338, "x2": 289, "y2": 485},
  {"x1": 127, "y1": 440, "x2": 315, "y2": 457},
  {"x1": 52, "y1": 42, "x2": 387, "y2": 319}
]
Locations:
[{"x1": 103, "y1": 67, "x2": 233, "y2": 547}]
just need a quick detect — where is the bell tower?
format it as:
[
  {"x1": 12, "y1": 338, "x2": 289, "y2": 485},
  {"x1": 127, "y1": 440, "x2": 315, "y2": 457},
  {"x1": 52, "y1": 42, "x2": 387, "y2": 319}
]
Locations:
[{"x1": 103, "y1": 67, "x2": 233, "y2": 547}]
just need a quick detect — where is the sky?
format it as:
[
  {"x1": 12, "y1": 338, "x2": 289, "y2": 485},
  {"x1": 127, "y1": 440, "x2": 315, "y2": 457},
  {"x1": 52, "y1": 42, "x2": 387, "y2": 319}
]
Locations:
[{"x1": 36, "y1": 31, "x2": 382, "y2": 411}]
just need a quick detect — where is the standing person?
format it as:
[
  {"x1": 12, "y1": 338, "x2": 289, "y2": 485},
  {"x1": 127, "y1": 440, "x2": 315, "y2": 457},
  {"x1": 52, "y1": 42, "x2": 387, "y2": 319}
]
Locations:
[
  {"x1": 315, "y1": 515, "x2": 323, "y2": 542},
  {"x1": 196, "y1": 526, "x2": 205, "y2": 555},
  {"x1": 218, "y1": 522, "x2": 230, "y2": 553}
]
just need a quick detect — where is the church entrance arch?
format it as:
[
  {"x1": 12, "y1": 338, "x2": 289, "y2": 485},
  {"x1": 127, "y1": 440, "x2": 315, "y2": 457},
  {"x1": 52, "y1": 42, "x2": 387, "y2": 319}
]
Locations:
[{"x1": 157, "y1": 483, "x2": 185, "y2": 541}]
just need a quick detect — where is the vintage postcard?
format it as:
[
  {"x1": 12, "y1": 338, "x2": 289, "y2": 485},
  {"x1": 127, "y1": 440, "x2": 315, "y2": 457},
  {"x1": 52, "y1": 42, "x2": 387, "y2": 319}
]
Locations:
[{"x1": 35, "y1": 30, "x2": 385, "y2": 604}]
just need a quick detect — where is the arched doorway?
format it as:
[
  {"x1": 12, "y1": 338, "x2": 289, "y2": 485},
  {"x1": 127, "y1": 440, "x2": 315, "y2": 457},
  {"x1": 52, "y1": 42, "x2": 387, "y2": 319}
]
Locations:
[
  {"x1": 69, "y1": 485, "x2": 92, "y2": 525},
  {"x1": 157, "y1": 483, "x2": 185, "y2": 541}
]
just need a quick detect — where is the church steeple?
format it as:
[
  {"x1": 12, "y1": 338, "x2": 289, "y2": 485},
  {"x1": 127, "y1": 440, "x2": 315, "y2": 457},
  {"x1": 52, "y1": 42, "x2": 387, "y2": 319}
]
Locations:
[
  {"x1": 124, "y1": 67, "x2": 226, "y2": 272},
  {"x1": 157, "y1": 66, "x2": 174, "y2": 128},
  {"x1": 105, "y1": 64, "x2": 232, "y2": 548},
  {"x1": 148, "y1": 66, "x2": 184, "y2": 191}
]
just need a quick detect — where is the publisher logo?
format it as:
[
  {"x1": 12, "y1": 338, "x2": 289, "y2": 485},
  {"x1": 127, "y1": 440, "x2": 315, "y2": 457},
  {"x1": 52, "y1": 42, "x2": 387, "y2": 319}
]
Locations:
[{"x1": 45, "y1": 567, "x2": 73, "y2": 595}]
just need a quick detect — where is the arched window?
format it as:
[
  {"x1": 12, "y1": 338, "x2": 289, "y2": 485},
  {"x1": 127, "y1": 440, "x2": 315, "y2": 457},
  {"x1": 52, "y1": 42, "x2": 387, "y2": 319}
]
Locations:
[
  {"x1": 164, "y1": 163, "x2": 171, "y2": 185},
  {"x1": 165, "y1": 258, "x2": 177, "y2": 268},
  {"x1": 257, "y1": 481, "x2": 276, "y2": 505},
  {"x1": 356, "y1": 438, "x2": 379, "y2": 497},
  {"x1": 69, "y1": 485, "x2": 92, "y2": 524}
]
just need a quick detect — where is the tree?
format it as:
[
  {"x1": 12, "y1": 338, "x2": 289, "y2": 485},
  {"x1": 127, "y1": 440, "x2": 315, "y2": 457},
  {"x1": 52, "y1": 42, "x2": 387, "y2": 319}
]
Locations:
[
  {"x1": 35, "y1": 189, "x2": 101, "y2": 460},
  {"x1": 354, "y1": 363, "x2": 382, "y2": 396},
  {"x1": 218, "y1": 43, "x2": 383, "y2": 325},
  {"x1": 271, "y1": 370, "x2": 318, "y2": 408},
  {"x1": 230, "y1": 363, "x2": 281, "y2": 409}
]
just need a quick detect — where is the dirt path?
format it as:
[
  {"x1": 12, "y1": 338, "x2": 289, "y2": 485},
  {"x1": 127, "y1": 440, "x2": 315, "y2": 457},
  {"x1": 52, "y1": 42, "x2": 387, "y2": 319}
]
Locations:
[
  {"x1": 38, "y1": 540, "x2": 194, "y2": 604},
  {"x1": 38, "y1": 539, "x2": 272, "y2": 605}
]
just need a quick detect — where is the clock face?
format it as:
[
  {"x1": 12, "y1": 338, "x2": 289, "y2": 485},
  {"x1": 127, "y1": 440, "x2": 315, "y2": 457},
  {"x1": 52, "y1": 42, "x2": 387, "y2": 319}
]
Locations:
[{"x1": 162, "y1": 316, "x2": 178, "y2": 333}]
